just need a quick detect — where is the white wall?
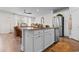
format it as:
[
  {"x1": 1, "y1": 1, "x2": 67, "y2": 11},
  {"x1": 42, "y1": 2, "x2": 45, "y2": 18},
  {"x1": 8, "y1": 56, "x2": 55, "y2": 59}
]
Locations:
[
  {"x1": 69, "y1": 7, "x2": 79, "y2": 40},
  {"x1": 53, "y1": 9, "x2": 70, "y2": 36},
  {"x1": 0, "y1": 10, "x2": 35, "y2": 33},
  {"x1": 0, "y1": 11, "x2": 16, "y2": 33}
]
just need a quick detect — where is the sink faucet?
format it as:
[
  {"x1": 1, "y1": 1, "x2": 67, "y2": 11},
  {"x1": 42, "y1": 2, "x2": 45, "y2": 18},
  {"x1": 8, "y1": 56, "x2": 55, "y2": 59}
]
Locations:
[{"x1": 41, "y1": 17, "x2": 44, "y2": 25}]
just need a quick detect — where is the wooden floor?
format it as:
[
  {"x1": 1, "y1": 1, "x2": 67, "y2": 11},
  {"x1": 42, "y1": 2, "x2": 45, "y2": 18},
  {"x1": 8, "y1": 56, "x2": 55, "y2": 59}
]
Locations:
[
  {"x1": 44, "y1": 37, "x2": 79, "y2": 52},
  {"x1": 0, "y1": 33, "x2": 79, "y2": 52},
  {"x1": 0, "y1": 33, "x2": 21, "y2": 52}
]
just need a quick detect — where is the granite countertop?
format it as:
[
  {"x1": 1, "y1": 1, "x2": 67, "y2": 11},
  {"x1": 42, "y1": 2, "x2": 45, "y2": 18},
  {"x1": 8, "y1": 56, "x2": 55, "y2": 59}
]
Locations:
[{"x1": 21, "y1": 26, "x2": 59, "y2": 30}]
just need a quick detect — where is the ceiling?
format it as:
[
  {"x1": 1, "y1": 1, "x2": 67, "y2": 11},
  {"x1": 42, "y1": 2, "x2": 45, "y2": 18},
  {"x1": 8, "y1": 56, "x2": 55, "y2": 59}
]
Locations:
[
  {"x1": 19, "y1": 7, "x2": 55, "y2": 16},
  {"x1": 0, "y1": 7, "x2": 62, "y2": 17}
]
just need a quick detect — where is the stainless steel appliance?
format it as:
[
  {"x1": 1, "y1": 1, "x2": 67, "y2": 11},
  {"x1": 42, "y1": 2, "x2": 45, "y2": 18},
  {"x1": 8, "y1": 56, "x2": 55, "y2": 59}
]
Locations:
[{"x1": 53, "y1": 15, "x2": 64, "y2": 42}]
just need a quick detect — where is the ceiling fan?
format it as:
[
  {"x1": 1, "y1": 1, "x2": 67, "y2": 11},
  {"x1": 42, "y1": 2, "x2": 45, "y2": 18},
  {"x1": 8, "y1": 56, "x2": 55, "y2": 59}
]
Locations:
[{"x1": 24, "y1": 9, "x2": 32, "y2": 14}]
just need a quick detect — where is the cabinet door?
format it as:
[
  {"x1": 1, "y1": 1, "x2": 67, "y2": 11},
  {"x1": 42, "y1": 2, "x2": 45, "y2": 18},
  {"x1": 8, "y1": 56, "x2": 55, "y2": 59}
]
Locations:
[
  {"x1": 44, "y1": 29, "x2": 55, "y2": 49},
  {"x1": 44, "y1": 32, "x2": 51, "y2": 48},
  {"x1": 24, "y1": 31, "x2": 34, "y2": 52},
  {"x1": 50, "y1": 29, "x2": 55, "y2": 44},
  {"x1": 33, "y1": 30, "x2": 43, "y2": 35},
  {"x1": 34, "y1": 35, "x2": 44, "y2": 52}
]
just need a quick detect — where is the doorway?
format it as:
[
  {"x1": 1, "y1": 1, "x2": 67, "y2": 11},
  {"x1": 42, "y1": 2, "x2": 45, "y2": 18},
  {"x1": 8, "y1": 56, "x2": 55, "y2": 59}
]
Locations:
[{"x1": 56, "y1": 14, "x2": 64, "y2": 37}]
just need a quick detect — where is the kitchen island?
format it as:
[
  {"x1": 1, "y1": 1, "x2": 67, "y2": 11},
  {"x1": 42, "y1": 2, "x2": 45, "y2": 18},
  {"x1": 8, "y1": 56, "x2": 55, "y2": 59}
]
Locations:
[{"x1": 21, "y1": 27, "x2": 57, "y2": 52}]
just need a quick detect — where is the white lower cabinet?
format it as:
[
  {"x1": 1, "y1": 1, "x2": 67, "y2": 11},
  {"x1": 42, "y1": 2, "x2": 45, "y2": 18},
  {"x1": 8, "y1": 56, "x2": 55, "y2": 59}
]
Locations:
[
  {"x1": 50, "y1": 29, "x2": 55, "y2": 44},
  {"x1": 23, "y1": 29, "x2": 54, "y2": 52},
  {"x1": 34, "y1": 35, "x2": 44, "y2": 52},
  {"x1": 50, "y1": 31, "x2": 55, "y2": 44},
  {"x1": 44, "y1": 32, "x2": 51, "y2": 48},
  {"x1": 44, "y1": 29, "x2": 54, "y2": 49},
  {"x1": 24, "y1": 31, "x2": 34, "y2": 52}
]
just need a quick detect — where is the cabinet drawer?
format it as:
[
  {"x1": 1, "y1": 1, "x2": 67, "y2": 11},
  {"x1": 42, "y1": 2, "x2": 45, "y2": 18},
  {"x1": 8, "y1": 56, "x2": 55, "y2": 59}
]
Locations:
[
  {"x1": 33, "y1": 30, "x2": 43, "y2": 35},
  {"x1": 33, "y1": 34, "x2": 44, "y2": 39},
  {"x1": 44, "y1": 29, "x2": 54, "y2": 32},
  {"x1": 44, "y1": 29, "x2": 50, "y2": 33}
]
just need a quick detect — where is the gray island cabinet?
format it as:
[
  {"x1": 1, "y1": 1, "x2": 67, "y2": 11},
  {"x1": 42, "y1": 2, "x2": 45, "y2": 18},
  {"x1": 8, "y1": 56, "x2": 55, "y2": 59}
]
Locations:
[{"x1": 21, "y1": 27, "x2": 55, "y2": 52}]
